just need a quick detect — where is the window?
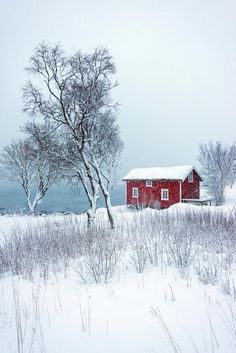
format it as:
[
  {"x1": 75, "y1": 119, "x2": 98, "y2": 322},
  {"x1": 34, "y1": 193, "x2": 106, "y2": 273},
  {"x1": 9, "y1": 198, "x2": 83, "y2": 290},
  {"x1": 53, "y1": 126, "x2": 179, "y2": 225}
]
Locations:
[
  {"x1": 188, "y1": 171, "x2": 193, "y2": 182},
  {"x1": 146, "y1": 180, "x2": 153, "y2": 187},
  {"x1": 132, "y1": 187, "x2": 139, "y2": 198},
  {"x1": 161, "y1": 189, "x2": 169, "y2": 200}
]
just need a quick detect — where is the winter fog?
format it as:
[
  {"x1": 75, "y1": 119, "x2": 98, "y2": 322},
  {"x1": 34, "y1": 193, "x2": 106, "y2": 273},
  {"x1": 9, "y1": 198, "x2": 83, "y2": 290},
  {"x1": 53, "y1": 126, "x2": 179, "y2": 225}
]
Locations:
[
  {"x1": 1, "y1": 2, "x2": 236, "y2": 353},
  {"x1": 0, "y1": 0, "x2": 236, "y2": 176}
]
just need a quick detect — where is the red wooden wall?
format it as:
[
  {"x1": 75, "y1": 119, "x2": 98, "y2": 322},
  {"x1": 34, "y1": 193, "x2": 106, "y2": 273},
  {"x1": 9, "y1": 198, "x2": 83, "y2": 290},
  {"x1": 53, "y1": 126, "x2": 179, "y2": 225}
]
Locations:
[
  {"x1": 181, "y1": 170, "x2": 201, "y2": 199},
  {"x1": 126, "y1": 180, "x2": 181, "y2": 209}
]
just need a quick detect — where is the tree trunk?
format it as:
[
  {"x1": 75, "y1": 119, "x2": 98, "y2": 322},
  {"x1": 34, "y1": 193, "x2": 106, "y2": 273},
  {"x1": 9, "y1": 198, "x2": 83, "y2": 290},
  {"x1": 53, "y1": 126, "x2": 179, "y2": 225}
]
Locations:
[
  {"x1": 86, "y1": 184, "x2": 99, "y2": 228},
  {"x1": 103, "y1": 190, "x2": 115, "y2": 229},
  {"x1": 98, "y1": 180, "x2": 115, "y2": 228},
  {"x1": 78, "y1": 153, "x2": 101, "y2": 228},
  {"x1": 93, "y1": 166, "x2": 115, "y2": 229},
  {"x1": 215, "y1": 184, "x2": 225, "y2": 206},
  {"x1": 27, "y1": 198, "x2": 36, "y2": 214},
  {"x1": 27, "y1": 192, "x2": 42, "y2": 215}
]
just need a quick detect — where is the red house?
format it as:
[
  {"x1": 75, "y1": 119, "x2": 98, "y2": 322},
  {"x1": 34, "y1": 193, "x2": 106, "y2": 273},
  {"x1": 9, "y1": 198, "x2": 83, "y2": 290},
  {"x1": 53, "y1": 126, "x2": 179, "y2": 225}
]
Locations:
[{"x1": 123, "y1": 165, "x2": 203, "y2": 209}]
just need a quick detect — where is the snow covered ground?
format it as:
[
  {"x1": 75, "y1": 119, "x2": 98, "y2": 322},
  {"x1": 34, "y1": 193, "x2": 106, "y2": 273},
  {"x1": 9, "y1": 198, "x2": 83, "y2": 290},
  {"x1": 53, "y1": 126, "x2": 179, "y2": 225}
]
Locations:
[
  {"x1": 0, "y1": 191, "x2": 235, "y2": 353},
  {"x1": 1, "y1": 263, "x2": 235, "y2": 353},
  {"x1": 225, "y1": 186, "x2": 236, "y2": 206}
]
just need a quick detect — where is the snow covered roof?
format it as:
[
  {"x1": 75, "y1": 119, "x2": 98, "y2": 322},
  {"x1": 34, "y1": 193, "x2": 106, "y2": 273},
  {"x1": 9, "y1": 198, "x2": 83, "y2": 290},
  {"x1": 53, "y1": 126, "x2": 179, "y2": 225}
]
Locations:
[{"x1": 123, "y1": 165, "x2": 202, "y2": 181}]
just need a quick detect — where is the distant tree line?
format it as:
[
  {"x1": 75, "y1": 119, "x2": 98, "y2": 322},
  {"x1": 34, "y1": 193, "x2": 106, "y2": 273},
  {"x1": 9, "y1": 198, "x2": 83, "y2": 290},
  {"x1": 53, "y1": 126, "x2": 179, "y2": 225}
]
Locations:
[{"x1": 0, "y1": 43, "x2": 123, "y2": 228}]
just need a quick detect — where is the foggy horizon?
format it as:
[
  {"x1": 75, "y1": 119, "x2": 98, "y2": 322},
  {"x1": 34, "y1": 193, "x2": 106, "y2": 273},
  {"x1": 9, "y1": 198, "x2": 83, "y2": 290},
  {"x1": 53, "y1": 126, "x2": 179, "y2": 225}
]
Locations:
[{"x1": 0, "y1": 0, "x2": 235, "y2": 179}]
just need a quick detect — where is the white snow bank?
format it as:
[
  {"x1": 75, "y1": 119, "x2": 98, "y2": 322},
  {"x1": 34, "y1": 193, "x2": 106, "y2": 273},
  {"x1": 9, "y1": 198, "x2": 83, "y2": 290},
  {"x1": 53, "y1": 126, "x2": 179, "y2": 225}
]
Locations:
[{"x1": 225, "y1": 185, "x2": 236, "y2": 205}]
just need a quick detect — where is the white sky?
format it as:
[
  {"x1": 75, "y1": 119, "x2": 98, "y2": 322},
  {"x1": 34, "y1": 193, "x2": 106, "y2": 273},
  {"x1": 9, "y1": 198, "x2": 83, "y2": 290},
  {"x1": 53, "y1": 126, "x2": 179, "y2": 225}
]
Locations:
[{"x1": 0, "y1": 0, "x2": 235, "y2": 177}]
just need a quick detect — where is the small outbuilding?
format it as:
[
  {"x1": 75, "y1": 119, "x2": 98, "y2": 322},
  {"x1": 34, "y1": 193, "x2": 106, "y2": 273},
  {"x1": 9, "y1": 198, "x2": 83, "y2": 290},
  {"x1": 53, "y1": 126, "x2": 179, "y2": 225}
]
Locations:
[{"x1": 123, "y1": 165, "x2": 204, "y2": 209}]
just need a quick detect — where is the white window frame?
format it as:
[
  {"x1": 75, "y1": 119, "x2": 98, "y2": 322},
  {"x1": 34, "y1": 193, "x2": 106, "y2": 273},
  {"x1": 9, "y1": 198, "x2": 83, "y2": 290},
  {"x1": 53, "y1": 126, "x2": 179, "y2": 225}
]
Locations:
[
  {"x1": 146, "y1": 180, "x2": 153, "y2": 187},
  {"x1": 161, "y1": 189, "x2": 169, "y2": 201},
  {"x1": 132, "y1": 187, "x2": 139, "y2": 198},
  {"x1": 188, "y1": 171, "x2": 193, "y2": 182}
]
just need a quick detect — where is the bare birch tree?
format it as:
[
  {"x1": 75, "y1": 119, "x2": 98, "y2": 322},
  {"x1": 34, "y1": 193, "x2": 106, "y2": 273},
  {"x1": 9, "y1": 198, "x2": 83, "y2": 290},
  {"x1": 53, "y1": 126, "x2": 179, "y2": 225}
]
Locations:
[
  {"x1": 0, "y1": 138, "x2": 60, "y2": 213},
  {"x1": 198, "y1": 141, "x2": 236, "y2": 205},
  {"x1": 23, "y1": 42, "x2": 123, "y2": 227},
  {"x1": 85, "y1": 110, "x2": 123, "y2": 228},
  {"x1": 24, "y1": 120, "x2": 100, "y2": 218}
]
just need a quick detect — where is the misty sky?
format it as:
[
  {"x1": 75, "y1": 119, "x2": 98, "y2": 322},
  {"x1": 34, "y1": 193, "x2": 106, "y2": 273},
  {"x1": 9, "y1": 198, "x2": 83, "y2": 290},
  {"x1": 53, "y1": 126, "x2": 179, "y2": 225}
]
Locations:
[{"x1": 0, "y1": 0, "x2": 235, "y2": 178}]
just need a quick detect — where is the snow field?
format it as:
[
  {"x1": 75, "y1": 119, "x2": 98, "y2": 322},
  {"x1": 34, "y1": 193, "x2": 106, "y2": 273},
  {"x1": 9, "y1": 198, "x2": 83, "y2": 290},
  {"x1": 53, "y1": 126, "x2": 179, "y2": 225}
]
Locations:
[{"x1": 0, "y1": 204, "x2": 235, "y2": 353}]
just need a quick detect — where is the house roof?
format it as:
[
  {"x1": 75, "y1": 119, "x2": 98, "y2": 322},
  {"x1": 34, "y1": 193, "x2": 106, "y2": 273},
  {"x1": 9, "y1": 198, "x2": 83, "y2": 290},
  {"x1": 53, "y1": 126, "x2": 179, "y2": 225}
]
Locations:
[{"x1": 123, "y1": 165, "x2": 203, "y2": 181}]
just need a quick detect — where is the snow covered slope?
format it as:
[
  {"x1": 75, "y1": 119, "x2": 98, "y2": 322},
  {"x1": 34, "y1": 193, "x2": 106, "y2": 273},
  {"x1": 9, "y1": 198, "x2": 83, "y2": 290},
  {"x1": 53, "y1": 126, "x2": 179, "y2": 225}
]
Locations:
[{"x1": 0, "y1": 203, "x2": 235, "y2": 353}]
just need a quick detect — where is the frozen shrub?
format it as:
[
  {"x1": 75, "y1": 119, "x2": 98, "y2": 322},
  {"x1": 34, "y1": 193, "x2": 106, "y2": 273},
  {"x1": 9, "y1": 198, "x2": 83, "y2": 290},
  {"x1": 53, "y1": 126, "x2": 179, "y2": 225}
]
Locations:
[
  {"x1": 141, "y1": 213, "x2": 166, "y2": 266},
  {"x1": 221, "y1": 276, "x2": 234, "y2": 296},
  {"x1": 222, "y1": 252, "x2": 234, "y2": 271},
  {"x1": 129, "y1": 242, "x2": 148, "y2": 273},
  {"x1": 127, "y1": 215, "x2": 148, "y2": 273},
  {"x1": 195, "y1": 260, "x2": 219, "y2": 285},
  {"x1": 78, "y1": 227, "x2": 121, "y2": 283},
  {"x1": 0, "y1": 218, "x2": 85, "y2": 280},
  {"x1": 166, "y1": 222, "x2": 195, "y2": 276},
  {"x1": 0, "y1": 205, "x2": 235, "y2": 283}
]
